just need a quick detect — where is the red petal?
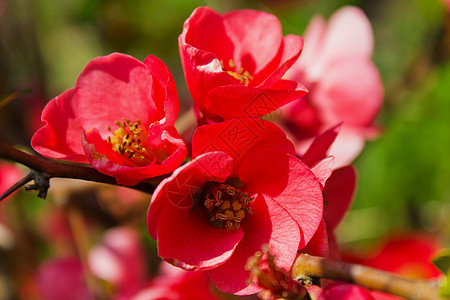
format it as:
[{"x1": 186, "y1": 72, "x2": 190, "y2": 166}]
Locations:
[
  {"x1": 323, "y1": 166, "x2": 357, "y2": 230},
  {"x1": 239, "y1": 152, "x2": 323, "y2": 247},
  {"x1": 156, "y1": 198, "x2": 244, "y2": 271},
  {"x1": 147, "y1": 152, "x2": 234, "y2": 238},
  {"x1": 82, "y1": 127, "x2": 186, "y2": 186},
  {"x1": 204, "y1": 83, "x2": 308, "y2": 120},
  {"x1": 223, "y1": 9, "x2": 282, "y2": 75},
  {"x1": 143, "y1": 55, "x2": 179, "y2": 126},
  {"x1": 31, "y1": 89, "x2": 88, "y2": 163},
  {"x1": 301, "y1": 124, "x2": 341, "y2": 168},
  {"x1": 192, "y1": 118, "x2": 295, "y2": 176},
  {"x1": 207, "y1": 194, "x2": 300, "y2": 295},
  {"x1": 74, "y1": 53, "x2": 164, "y2": 138},
  {"x1": 182, "y1": 7, "x2": 235, "y2": 68},
  {"x1": 301, "y1": 219, "x2": 329, "y2": 257},
  {"x1": 260, "y1": 34, "x2": 304, "y2": 88},
  {"x1": 311, "y1": 156, "x2": 334, "y2": 189}
]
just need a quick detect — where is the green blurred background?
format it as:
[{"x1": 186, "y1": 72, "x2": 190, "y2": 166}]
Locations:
[{"x1": 0, "y1": 0, "x2": 450, "y2": 297}]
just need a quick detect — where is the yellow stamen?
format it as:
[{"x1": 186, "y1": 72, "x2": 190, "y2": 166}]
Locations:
[
  {"x1": 220, "y1": 59, "x2": 254, "y2": 86},
  {"x1": 106, "y1": 118, "x2": 168, "y2": 166}
]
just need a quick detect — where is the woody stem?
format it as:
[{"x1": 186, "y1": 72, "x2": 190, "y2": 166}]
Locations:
[
  {"x1": 292, "y1": 253, "x2": 444, "y2": 300},
  {"x1": 0, "y1": 142, "x2": 164, "y2": 199}
]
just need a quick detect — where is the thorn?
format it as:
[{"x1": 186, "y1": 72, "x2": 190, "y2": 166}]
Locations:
[{"x1": 0, "y1": 171, "x2": 34, "y2": 202}]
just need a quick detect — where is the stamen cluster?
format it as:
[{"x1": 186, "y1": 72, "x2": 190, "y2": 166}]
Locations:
[
  {"x1": 202, "y1": 181, "x2": 254, "y2": 230},
  {"x1": 107, "y1": 119, "x2": 160, "y2": 166}
]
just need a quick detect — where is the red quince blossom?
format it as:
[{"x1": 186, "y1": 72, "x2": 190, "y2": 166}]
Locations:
[
  {"x1": 31, "y1": 53, "x2": 186, "y2": 185},
  {"x1": 179, "y1": 7, "x2": 308, "y2": 123},
  {"x1": 283, "y1": 6, "x2": 384, "y2": 168},
  {"x1": 147, "y1": 118, "x2": 324, "y2": 295}
]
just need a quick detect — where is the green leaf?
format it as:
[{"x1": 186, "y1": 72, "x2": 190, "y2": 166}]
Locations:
[
  {"x1": 439, "y1": 276, "x2": 450, "y2": 298},
  {"x1": 432, "y1": 250, "x2": 450, "y2": 274}
]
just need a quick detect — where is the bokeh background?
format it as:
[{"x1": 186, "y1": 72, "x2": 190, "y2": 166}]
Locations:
[{"x1": 1, "y1": 0, "x2": 449, "y2": 299}]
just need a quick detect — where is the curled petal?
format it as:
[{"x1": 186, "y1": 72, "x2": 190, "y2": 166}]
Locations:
[
  {"x1": 143, "y1": 55, "x2": 180, "y2": 126},
  {"x1": 31, "y1": 89, "x2": 87, "y2": 163},
  {"x1": 74, "y1": 53, "x2": 164, "y2": 138}
]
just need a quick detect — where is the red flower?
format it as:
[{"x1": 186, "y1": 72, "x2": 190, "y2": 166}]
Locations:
[
  {"x1": 147, "y1": 119, "x2": 323, "y2": 295},
  {"x1": 31, "y1": 53, "x2": 186, "y2": 185},
  {"x1": 38, "y1": 257, "x2": 94, "y2": 300},
  {"x1": 179, "y1": 7, "x2": 308, "y2": 123},
  {"x1": 283, "y1": 6, "x2": 383, "y2": 167}
]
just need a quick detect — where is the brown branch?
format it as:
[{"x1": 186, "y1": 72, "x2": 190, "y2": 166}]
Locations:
[
  {"x1": 0, "y1": 142, "x2": 165, "y2": 197},
  {"x1": 292, "y1": 253, "x2": 445, "y2": 300}
]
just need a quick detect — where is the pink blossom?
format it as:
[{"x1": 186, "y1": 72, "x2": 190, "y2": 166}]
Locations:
[{"x1": 283, "y1": 6, "x2": 384, "y2": 167}]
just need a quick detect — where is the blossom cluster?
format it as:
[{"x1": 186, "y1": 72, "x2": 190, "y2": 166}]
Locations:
[{"x1": 31, "y1": 5, "x2": 385, "y2": 298}]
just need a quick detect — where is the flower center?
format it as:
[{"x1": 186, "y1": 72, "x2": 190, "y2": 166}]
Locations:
[
  {"x1": 106, "y1": 119, "x2": 167, "y2": 166},
  {"x1": 221, "y1": 59, "x2": 254, "y2": 86},
  {"x1": 202, "y1": 181, "x2": 254, "y2": 230}
]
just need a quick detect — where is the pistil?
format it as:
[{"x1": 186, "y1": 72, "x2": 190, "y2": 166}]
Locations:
[{"x1": 202, "y1": 181, "x2": 254, "y2": 230}]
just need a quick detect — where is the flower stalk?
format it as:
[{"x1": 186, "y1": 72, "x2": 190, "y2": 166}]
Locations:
[
  {"x1": 292, "y1": 253, "x2": 445, "y2": 300},
  {"x1": 0, "y1": 142, "x2": 162, "y2": 200}
]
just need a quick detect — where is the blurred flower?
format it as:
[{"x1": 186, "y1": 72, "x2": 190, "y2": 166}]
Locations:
[
  {"x1": 89, "y1": 227, "x2": 146, "y2": 298},
  {"x1": 0, "y1": 161, "x2": 23, "y2": 249},
  {"x1": 344, "y1": 234, "x2": 442, "y2": 280},
  {"x1": 179, "y1": 7, "x2": 308, "y2": 124},
  {"x1": 442, "y1": 0, "x2": 450, "y2": 10},
  {"x1": 131, "y1": 261, "x2": 222, "y2": 300},
  {"x1": 0, "y1": 161, "x2": 23, "y2": 200},
  {"x1": 283, "y1": 6, "x2": 384, "y2": 168},
  {"x1": 31, "y1": 53, "x2": 186, "y2": 185},
  {"x1": 38, "y1": 257, "x2": 95, "y2": 300},
  {"x1": 147, "y1": 118, "x2": 324, "y2": 295}
]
